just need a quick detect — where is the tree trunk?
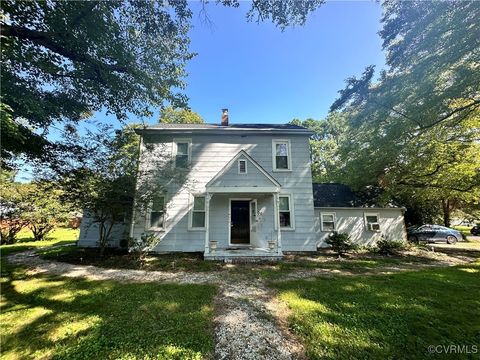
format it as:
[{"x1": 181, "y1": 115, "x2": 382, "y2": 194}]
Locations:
[{"x1": 441, "y1": 199, "x2": 451, "y2": 227}]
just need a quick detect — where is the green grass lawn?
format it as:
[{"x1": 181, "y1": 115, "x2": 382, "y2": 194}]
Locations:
[
  {"x1": 1, "y1": 227, "x2": 217, "y2": 359},
  {"x1": 0, "y1": 261, "x2": 216, "y2": 359},
  {"x1": 1, "y1": 228, "x2": 79, "y2": 256},
  {"x1": 274, "y1": 262, "x2": 480, "y2": 360}
]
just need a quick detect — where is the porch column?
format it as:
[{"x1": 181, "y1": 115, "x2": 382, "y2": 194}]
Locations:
[
  {"x1": 274, "y1": 192, "x2": 282, "y2": 254},
  {"x1": 204, "y1": 192, "x2": 211, "y2": 254}
]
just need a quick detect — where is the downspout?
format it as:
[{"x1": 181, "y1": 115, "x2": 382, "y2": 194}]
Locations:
[
  {"x1": 275, "y1": 191, "x2": 282, "y2": 255},
  {"x1": 129, "y1": 132, "x2": 144, "y2": 240},
  {"x1": 204, "y1": 192, "x2": 211, "y2": 254}
]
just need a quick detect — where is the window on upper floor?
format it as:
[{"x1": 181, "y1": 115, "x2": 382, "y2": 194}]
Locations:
[
  {"x1": 272, "y1": 139, "x2": 291, "y2": 171},
  {"x1": 238, "y1": 159, "x2": 247, "y2": 174},
  {"x1": 173, "y1": 138, "x2": 191, "y2": 168}
]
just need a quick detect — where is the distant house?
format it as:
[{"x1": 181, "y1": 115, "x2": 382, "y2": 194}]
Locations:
[
  {"x1": 78, "y1": 110, "x2": 406, "y2": 259},
  {"x1": 313, "y1": 183, "x2": 406, "y2": 247}
]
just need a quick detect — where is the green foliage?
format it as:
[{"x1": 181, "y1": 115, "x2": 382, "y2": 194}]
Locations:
[
  {"x1": 1, "y1": 0, "x2": 193, "y2": 168},
  {"x1": 1, "y1": 175, "x2": 68, "y2": 243},
  {"x1": 21, "y1": 182, "x2": 70, "y2": 241},
  {"x1": 275, "y1": 262, "x2": 480, "y2": 360},
  {"x1": 159, "y1": 106, "x2": 205, "y2": 124},
  {"x1": 325, "y1": 232, "x2": 355, "y2": 256},
  {"x1": 376, "y1": 239, "x2": 406, "y2": 255},
  {"x1": 290, "y1": 112, "x2": 348, "y2": 182},
  {"x1": 328, "y1": 0, "x2": 480, "y2": 224},
  {"x1": 1, "y1": 0, "x2": 325, "y2": 169},
  {"x1": 0, "y1": 174, "x2": 29, "y2": 244},
  {"x1": 50, "y1": 124, "x2": 141, "y2": 255}
]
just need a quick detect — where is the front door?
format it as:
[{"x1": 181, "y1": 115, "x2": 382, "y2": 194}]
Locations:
[{"x1": 230, "y1": 200, "x2": 250, "y2": 244}]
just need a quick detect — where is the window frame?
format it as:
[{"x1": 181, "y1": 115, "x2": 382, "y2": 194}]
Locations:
[
  {"x1": 364, "y1": 212, "x2": 380, "y2": 232},
  {"x1": 320, "y1": 212, "x2": 336, "y2": 232},
  {"x1": 188, "y1": 194, "x2": 206, "y2": 231},
  {"x1": 238, "y1": 159, "x2": 247, "y2": 174},
  {"x1": 172, "y1": 138, "x2": 192, "y2": 168},
  {"x1": 272, "y1": 139, "x2": 292, "y2": 172},
  {"x1": 146, "y1": 194, "x2": 166, "y2": 231},
  {"x1": 277, "y1": 194, "x2": 295, "y2": 230}
]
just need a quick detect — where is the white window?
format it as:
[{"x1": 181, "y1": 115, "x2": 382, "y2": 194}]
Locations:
[
  {"x1": 238, "y1": 159, "x2": 247, "y2": 174},
  {"x1": 173, "y1": 138, "x2": 191, "y2": 168},
  {"x1": 272, "y1": 139, "x2": 291, "y2": 171},
  {"x1": 278, "y1": 195, "x2": 294, "y2": 229},
  {"x1": 147, "y1": 195, "x2": 166, "y2": 230},
  {"x1": 190, "y1": 196, "x2": 206, "y2": 229},
  {"x1": 364, "y1": 212, "x2": 380, "y2": 231},
  {"x1": 321, "y1": 212, "x2": 336, "y2": 232}
]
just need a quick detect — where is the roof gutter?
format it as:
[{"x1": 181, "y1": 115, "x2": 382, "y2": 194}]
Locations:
[{"x1": 134, "y1": 128, "x2": 314, "y2": 136}]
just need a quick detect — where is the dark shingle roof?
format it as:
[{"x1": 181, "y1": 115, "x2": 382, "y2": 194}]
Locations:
[
  {"x1": 142, "y1": 123, "x2": 310, "y2": 131},
  {"x1": 312, "y1": 183, "x2": 357, "y2": 207}
]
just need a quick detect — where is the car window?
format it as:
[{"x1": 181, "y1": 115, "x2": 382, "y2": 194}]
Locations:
[{"x1": 418, "y1": 225, "x2": 431, "y2": 230}]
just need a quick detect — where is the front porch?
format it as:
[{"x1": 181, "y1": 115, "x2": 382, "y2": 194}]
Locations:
[{"x1": 202, "y1": 149, "x2": 285, "y2": 260}]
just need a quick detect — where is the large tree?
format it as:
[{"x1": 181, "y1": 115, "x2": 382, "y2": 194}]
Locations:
[
  {"x1": 159, "y1": 107, "x2": 204, "y2": 124},
  {"x1": 1, "y1": 0, "x2": 324, "y2": 169},
  {"x1": 330, "y1": 0, "x2": 480, "y2": 226},
  {"x1": 290, "y1": 112, "x2": 348, "y2": 183}
]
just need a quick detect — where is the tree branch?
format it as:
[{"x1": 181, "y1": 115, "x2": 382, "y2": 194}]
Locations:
[
  {"x1": 0, "y1": 23, "x2": 128, "y2": 74},
  {"x1": 397, "y1": 181, "x2": 477, "y2": 193}
]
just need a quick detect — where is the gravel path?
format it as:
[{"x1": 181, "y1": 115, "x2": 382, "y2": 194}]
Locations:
[
  {"x1": 7, "y1": 250, "x2": 305, "y2": 359},
  {"x1": 7, "y1": 248, "x2": 476, "y2": 360}
]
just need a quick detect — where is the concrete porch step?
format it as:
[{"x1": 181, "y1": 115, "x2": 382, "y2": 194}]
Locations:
[{"x1": 204, "y1": 247, "x2": 283, "y2": 262}]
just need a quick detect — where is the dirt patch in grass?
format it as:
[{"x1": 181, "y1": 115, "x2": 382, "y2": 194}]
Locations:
[{"x1": 40, "y1": 246, "x2": 225, "y2": 272}]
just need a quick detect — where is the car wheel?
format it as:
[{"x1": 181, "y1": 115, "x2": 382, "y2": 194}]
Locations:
[
  {"x1": 446, "y1": 235, "x2": 457, "y2": 245},
  {"x1": 408, "y1": 235, "x2": 418, "y2": 243}
]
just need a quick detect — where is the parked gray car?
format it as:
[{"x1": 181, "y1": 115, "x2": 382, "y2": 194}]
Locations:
[{"x1": 407, "y1": 225, "x2": 462, "y2": 244}]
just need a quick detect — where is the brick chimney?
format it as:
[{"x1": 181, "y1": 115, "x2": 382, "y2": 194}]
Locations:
[{"x1": 221, "y1": 108, "x2": 229, "y2": 126}]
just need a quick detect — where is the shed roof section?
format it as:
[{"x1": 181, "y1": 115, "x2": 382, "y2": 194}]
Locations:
[{"x1": 312, "y1": 183, "x2": 357, "y2": 207}]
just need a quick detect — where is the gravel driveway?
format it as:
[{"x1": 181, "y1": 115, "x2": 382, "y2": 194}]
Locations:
[{"x1": 7, "y1": 248, "x2": 477, "y2": 360}]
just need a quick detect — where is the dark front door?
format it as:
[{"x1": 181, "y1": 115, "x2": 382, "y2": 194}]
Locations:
[{"x1": 230, "y1": 200, "x2": 250, "y2": 244}]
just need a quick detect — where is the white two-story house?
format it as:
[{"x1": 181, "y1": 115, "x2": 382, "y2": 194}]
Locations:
[
  {"x1": 130, "y1": 110, "x2": 316, "y2": 260},
  {"x1": 78, "y1": 109, "x2": 407, "y2": 259}
]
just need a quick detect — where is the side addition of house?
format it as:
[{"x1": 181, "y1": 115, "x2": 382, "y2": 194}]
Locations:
[{"x1": 129, "y1": 110, "x2": 317, "y2": 260}]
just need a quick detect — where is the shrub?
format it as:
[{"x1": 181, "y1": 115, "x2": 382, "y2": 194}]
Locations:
[
  {"x1": 376, "y1": 239, "x2": 406, "y2": 255},
  {"x1": 326, "y1": 232, "x2": 355, "y2": 256}
]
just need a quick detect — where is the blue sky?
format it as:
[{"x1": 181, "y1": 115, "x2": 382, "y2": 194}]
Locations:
[
  {"x1": 90, "y1": 0, "x2": 385, "y2": 127},
  {"x1": 185, "y1": 0, "x2": 385, "y2": 125},
  {"x1": 18, "y1": 1, "x2": 385, "y2": 181}
]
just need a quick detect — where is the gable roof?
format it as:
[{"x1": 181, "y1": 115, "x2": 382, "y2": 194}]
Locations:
[
  {"x1": 135, "y1": 123, "x2": 313, "y2": 135},
  {"x1": 206, "y1": 150, "x2": 281, "y2": 189},
  {"x1": 312, "y1": 183, "x2": 357, "y2": 207}
]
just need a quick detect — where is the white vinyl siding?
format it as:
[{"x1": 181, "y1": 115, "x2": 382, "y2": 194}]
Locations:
[
  {"x1": 272, "y1": 139, "x2": 292, "y2": 171},
  {"x1": 132, "y1": 134, "x2": 316, "y2": 252},
  {"x1": 320, "y1": 212, "x2": 336, "y2": 231}
]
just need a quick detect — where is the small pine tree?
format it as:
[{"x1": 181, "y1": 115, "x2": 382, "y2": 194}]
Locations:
[{"x1": 326, "y1": 232, "x2": 355, "y2": 256}]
